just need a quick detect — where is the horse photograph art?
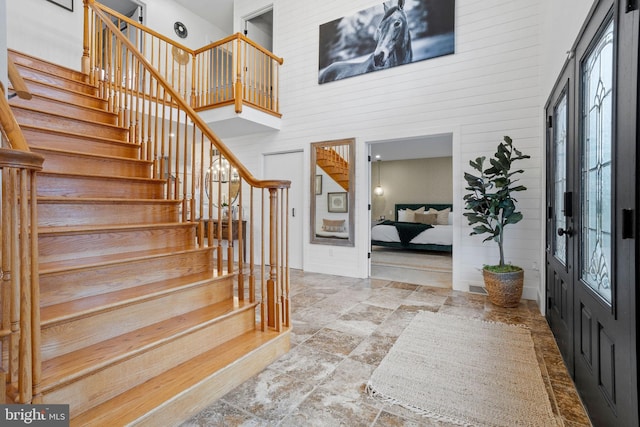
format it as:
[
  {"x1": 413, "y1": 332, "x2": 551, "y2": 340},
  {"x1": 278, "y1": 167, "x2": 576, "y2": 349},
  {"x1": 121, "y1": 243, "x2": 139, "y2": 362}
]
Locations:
[{"x1": 318, "y1": 0, "x2": 455, "y2": 84}]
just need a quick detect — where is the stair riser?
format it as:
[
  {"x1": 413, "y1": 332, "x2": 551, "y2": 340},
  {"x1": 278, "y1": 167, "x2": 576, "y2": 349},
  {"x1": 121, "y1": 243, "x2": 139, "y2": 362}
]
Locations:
[
  {"x1": 43, "y1": 309, "x2": 256, "y2": 417},
  {"x1": 39, "y1": 226, "x2": 197, "y2": 264},
  {"x1": 41, "y1": 278, "x2": 234, "y2": 361},
  {"x1": 10, "y1": 95, "x2": 117, "y2": 125},
  {"x1": 38, "y1": 201, "x2": 180, "y2": 227},
  {"x1": 9, "y1": 50, "x2": 89, "y2": 83},
  {"x1": 13, "y1": 108, "x2": 128, "y2": 141},
  {"x1": 133, "y1": 334, "x2": 290, "y2": 427},
  {"x1": 15, "y1": 65, "x2": 97, "y2": 95},
  {"x1": 37, "y1": 174, "x2": 164, "y2": 199},
  {"x1": 23, "y1": 128, "x2": 139, "y2": 158},
  {"x1": 24, "y1": 79, "x2": 108, "y2": 110},
  {"x1": 40, "y1": 249, "x2": 215, "y2": 306},
  {"x1": 33, "y1": 149, "x2": 151, "y2": 178}
]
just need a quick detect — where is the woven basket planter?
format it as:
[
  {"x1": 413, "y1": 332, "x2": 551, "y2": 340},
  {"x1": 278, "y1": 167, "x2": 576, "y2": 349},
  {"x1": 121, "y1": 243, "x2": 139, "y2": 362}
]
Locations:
[{"x1": 482, "y1": 268, "x2": 524, "y2": 308}]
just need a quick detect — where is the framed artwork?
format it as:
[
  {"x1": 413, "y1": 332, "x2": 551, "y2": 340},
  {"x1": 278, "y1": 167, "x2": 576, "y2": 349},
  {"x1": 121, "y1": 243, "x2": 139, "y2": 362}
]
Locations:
[
  {"x1": 318, "y1": 0, "x2": 455, "y2": 84},
  {"x1": 328, "y1": 192, "x2": 348, "y2": 213},
  {"x1": 46, "y1": 0, "x2": 73, "y2": 12},
  {"x1": 315, "y1": 175, "x2": 323, "y2": 195}
]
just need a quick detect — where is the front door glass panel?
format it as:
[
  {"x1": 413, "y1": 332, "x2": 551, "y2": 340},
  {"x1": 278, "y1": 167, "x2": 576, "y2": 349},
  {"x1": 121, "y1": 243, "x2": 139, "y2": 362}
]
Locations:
[
  {"x1": 580, "y1": 19, "x2": 614, "y2": 304},
  {"x1": 553, "y1": 93, "x2": 568, "y2": 265}
]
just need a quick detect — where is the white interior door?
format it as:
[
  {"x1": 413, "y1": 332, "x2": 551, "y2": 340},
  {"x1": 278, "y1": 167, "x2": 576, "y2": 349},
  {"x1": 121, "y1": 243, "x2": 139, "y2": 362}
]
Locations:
[{"x1": 264, "y1": 151, "x2": 303, "y2": 269}]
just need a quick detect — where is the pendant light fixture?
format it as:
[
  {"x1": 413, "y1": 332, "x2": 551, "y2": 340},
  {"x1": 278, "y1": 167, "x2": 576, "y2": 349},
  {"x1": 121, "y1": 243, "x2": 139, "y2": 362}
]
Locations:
[{"x1": 374, "y1": 157, "x2": 384, "y2": 196}]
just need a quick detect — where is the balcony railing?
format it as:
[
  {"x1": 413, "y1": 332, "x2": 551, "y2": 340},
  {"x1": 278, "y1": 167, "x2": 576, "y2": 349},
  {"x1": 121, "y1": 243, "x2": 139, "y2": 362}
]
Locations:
[{"x1": 82, "y1": 1, "x2": 283, "y2": 117}]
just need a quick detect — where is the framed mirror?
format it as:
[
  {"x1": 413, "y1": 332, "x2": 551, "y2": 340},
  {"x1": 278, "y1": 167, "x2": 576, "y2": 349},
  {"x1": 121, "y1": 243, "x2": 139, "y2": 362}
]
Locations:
[
  {"x1": 310, "y1": 138, "x2": 355, "y2": 246},
  {"x1": 205, "y1": 155, "x2": 240, "y2": 207}
]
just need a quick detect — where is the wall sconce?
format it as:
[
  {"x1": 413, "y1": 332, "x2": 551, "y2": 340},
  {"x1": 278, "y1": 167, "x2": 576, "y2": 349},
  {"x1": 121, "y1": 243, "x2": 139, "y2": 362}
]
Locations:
[{"x1": 374, "y1": 159, "x2": 384, "y2": 196}]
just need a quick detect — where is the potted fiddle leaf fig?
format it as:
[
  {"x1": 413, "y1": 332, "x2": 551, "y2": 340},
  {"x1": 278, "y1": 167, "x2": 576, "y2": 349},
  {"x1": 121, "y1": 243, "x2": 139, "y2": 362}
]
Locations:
[{"x1": 463, "y1": 136, "x2": 530, "y2": 307}]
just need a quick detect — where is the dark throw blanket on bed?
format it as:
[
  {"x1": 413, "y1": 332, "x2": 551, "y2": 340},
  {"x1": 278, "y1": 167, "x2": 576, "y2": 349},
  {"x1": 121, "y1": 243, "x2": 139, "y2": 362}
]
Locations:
[{"x1": 380, "y1": 220, "x2": 433, "y2": 246}]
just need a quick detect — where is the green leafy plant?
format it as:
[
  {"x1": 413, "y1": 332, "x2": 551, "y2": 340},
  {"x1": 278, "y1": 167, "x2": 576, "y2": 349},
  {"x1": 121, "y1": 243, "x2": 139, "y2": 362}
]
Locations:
[{"x1": 463, "y1": 136, "x2": 530, "y2": 269}]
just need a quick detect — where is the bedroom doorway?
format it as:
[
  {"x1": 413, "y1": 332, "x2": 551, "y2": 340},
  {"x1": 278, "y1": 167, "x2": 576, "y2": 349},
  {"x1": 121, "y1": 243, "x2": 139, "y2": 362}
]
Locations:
[{"x1": 368, "y1": 134, "x2": 453, "y2": 288}]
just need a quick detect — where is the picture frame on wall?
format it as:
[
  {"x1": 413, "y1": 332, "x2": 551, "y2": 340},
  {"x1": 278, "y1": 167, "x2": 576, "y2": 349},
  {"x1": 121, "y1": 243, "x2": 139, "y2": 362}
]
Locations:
[
  {"x1": 328, "y1": 192, "x2": 348, "y2": 213},
  {"x1": 315, "y1": 175, "x2": 323, "y2": 195},
  {"x1": 318, "y1": 0, "x2": 455, "y2": 84},
  {"x1": 46, "y1": 0, "x2": 73, "y2": 12}
]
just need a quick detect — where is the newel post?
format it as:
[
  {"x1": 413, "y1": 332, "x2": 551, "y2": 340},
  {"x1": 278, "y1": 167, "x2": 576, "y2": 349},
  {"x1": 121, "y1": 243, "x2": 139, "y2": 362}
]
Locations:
[
  {"x1": 190, "y1": 52, "x2": 197, "y2": 108},
  {"x1": 234, "y1": 35, "x2": 243, "y2": 113},
  {"x1": 267, "y1": 187, "x2": 281, "y2": 330},
  {"x1": 82, "y1": 0, "x2": 91, "y2": 75}
]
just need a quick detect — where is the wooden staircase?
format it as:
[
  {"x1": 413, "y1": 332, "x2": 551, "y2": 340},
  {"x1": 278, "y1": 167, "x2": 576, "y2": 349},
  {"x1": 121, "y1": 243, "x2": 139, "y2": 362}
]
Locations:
[
  {"x1": 7, "y1": 49, "x2": 289, "y2": 426},
  {"x1": 315, "y1": 146, "x2": 350, "y2": 191}
]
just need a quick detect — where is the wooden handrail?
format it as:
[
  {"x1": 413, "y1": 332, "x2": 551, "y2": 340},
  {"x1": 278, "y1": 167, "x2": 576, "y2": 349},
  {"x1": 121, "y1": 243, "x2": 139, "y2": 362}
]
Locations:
[
  {"x1": 90, "y1": 0, "x2": 194, "y2": 55},
  {"x1": 7, "y1": 57, "x2": 32, "y2": 100},
  {"x1": 0, "y1": 148, "x2": 44, "y2": 170},
  {"x1": 0, "y1": 86, "x2": 30, "y2": 151},
  {"x1": 194, "y1": 33, "x2": 284, "y2": 65},
  {"x1": 90, "y1": 4, "x2": 288, "y2": 190}
]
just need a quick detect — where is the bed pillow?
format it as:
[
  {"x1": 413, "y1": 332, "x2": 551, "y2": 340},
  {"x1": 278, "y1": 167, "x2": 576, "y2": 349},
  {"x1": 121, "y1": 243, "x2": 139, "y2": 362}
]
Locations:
[
  {"x1": 398, "y1": 206, "x2": 425, "y2": 222},
  {"x1": 428, "y1": 207, "x2": 451, "y2": 225},
  {"x1": 414, "y1": 212, "x2": 437, "y2": 225},
  {"x1": 448, "y1": 211, "x2": 454, "y2": 225},
  {"x1": 322, "y1": 219, "x2": 345, "y2": 232}
]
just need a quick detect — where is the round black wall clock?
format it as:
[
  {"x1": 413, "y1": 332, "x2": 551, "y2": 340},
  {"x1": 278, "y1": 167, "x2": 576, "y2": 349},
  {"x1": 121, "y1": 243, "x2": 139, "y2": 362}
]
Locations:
[{"x1": 174, "y1": 21, "x2": 188, "y2": 38}]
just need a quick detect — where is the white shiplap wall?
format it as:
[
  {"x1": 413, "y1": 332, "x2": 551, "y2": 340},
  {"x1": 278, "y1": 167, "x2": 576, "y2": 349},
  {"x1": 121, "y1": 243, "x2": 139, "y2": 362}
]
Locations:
[
  {"x1": 2, "y1": 0, "x2": 595, "y2": 307},
  {"x1": 231, "y1": 0, "x2": 544, "y2": 299}
]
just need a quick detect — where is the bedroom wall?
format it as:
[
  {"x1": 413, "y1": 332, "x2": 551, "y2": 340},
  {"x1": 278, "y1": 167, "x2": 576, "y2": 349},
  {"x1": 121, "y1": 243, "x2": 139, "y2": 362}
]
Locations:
[
  {"x1": 6, "y1": 0, "x2": 226, "y2": 71},
  {"x1": 371, "y1": 157, "x2": 453, "y2": 221}
]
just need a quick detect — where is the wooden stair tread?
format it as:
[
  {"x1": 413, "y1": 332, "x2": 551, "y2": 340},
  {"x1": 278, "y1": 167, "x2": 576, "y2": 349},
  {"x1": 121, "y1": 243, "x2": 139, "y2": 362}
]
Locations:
[
  {"x1": 9, "y1": 90, "x2": 116, "y2": 117},
  {"x1": 70, "y1": 328, "x2": 286, "y2": 426},
  {"x1": 32, "y1": 146, "x2": 152, "y2": 166},
  {"x1": 39, "y1": 247, "x2": 212, "y2": 274},
  {"x1": 40, "y1": 272, "x2": 225, "y2": 325},
  {"x1": 9, "y1": 49, "x2": 88, "y2": 82},
  {"x1": 13, "y1": 104, "x2": 125, "y2": 131},
  {"x1": 41, "y1": 300, "x2": 257, "y2": 390},
  {"x1": 39, "y1": 170, "x2": 164, "y2": 183},
  {"x1": 39, "y1": 222, "x2": 196, "y2": 236},
  {"x1": 14, "y1": 63, "x2": 97, "y2": 91},
  {"x1": 21, "y1": 124, "x2": 139, "y2": 149},
  {"x1": 38, "y1": 196, "x2": 180, "y2": 205}
]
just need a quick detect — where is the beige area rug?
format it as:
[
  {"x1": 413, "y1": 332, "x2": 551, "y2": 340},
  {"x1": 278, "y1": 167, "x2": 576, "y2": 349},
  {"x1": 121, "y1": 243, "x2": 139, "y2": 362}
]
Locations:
[
  {"x1": 366, "y1": 311, "x2": 560, "y2": 426},
  {"x1": 371, "y1": 247, "x2": 452, "y2": 272}
]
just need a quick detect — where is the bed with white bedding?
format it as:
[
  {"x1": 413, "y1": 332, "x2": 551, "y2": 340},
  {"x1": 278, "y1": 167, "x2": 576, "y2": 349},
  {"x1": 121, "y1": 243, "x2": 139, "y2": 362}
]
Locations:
[{"x1": 371, "y1": 203, "x2": 453, "y2": 252}]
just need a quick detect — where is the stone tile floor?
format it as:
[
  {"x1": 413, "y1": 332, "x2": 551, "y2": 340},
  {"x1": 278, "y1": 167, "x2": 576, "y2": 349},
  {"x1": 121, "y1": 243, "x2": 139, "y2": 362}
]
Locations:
[{"x1": 181, "y1": 270, "x2": 592, "y2": 426}]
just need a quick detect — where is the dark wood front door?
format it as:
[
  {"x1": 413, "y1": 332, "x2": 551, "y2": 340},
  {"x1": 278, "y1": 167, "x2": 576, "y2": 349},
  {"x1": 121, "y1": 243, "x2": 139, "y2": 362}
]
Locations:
[{"x1": 545, "y1": 1, "x2": 638, "y2": 425}]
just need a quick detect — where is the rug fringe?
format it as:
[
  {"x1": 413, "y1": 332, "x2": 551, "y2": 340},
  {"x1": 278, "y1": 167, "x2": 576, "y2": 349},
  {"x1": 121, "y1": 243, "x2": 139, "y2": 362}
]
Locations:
[{"x1": 365, "y1": 381, "x2": 473, "y2": 426}]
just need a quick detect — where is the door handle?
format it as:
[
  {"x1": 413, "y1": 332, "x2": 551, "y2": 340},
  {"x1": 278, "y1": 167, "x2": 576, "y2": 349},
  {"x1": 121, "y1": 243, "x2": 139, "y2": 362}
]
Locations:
[
  {"x1": 557, "y1": 227, "x2": 574, "y2": 237},
  {"x1": 292, "y1": 208, "x2": 295, "y2": 217}
]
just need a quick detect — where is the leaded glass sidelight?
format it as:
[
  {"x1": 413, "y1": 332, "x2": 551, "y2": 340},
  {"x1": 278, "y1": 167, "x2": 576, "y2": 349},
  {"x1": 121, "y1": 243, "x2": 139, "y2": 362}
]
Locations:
[
  {"x1": 553, "y1": 93, "x2": 568, "y2": 265},
  {"x1": 580, "y1": 19, "x2": 614, "y2": 304}
]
